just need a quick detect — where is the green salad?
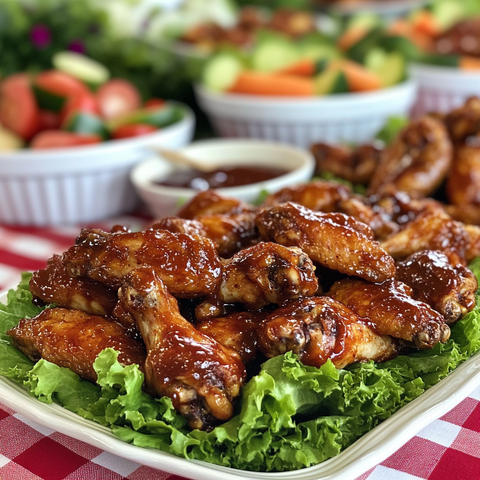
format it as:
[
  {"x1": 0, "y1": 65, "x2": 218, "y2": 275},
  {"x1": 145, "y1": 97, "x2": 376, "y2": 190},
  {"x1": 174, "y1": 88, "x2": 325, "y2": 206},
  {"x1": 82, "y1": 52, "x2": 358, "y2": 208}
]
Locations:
[{"x1": 1, "y1": 267, "x2": 480, "y2": 472}]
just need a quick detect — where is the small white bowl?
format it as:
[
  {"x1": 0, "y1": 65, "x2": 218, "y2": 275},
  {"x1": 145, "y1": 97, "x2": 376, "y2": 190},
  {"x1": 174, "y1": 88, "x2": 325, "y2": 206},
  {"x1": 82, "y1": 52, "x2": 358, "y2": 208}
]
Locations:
[
  {"x1": 131, "y1": 138, "x2": 316, "y2": 218},
  {"x1": 410, "y1": 63, "x2": 480, "y2": 117},
  {"x1": 0, "y1": 102, "x2": 195, "y2": 226},
  {"x1": 194, "y1": 80, "x2": 417, "y2": 148}
]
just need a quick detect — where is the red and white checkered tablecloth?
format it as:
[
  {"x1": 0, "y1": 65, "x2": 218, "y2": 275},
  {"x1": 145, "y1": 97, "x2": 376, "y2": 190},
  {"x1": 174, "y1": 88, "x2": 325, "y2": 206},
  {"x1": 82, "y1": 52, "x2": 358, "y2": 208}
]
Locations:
[{"x1": 0, "y1": 220, "x2": 479, "y2": 480}]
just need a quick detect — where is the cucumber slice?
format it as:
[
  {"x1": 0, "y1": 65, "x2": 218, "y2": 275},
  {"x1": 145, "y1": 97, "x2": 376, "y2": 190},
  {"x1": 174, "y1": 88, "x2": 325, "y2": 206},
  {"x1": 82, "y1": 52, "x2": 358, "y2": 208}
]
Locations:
[
  {"x1": 250, "y1": 38, "x2": 300, "y2": 73},
  {"x1": 380, "y1": 35, "x2": 422, "y2": 61},
  {"x1": 346, "y1": 26, "x2": 384, "y2": 64},
  {"x1": 365, "y1": 49, "x2": 406, "y2": 87},
  {"x1": 107, "y1": 104, "x2": 185, "y2": 131},
  {"x1": 64, "y1": 112, "x2": 109, "y2": 139},
  {"x1": 202, "y1": 53, "x2": 244, "y2": 92},
  {"x1": 52, "y1": 51, "x2": 110, "y2": 90},
  {"x1": 315, "y1": 68, "x2": 349, "y2": 95},
  {"x1": 32, "y1": 84, "x2": 65, "y2": 112}
]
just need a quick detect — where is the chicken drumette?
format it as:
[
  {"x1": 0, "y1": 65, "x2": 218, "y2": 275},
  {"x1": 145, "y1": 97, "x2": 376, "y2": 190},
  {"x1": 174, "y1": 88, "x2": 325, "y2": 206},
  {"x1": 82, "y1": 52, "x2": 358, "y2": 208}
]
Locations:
[
  {"x1": 395, "y1": 250, "x2": 477, "y2": 324},
  {"x1": 62, "y1": 227, "x2": 222, "y2": 298},
  {"x1": 196, "y1": 241, "x2": 319, "y2": 318},
  {"x1": 258, "y1": 296, "x2": 397, "y2": 369},
  {"x1": 255, "y1": 202, "x2": 395, "y2": 283},
  {"x1": 7, "y1": 308, "x2": 146, "y2": 383},
  {"x1": 328, "y1": 278, "x2": 450, "y2": 350},
  {"x1": 117, "y1": 267, "x2": 246, "y2": 431}
]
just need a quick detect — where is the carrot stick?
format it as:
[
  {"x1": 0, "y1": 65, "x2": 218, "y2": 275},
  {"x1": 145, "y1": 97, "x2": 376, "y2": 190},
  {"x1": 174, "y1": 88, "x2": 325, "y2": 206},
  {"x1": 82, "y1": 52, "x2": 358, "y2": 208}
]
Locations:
[
  {"x1": 337, "y1": 25, "x2": 370, "y2": 51},
  {"x1": 331, "y1": 59, "x2": 382, "y2": 92},
  {"x1": 227, "y1": 70, "x2": 315, "y2": 96},
  {"x1": 411, "y1": 10, "x2": 441, "y2": 38},
  {"x1": 276, "y1": 58, "x2": 316, "y2": 77},
  {"x1": 459, "y1": 56, "x2": 480, "y2": 71}
]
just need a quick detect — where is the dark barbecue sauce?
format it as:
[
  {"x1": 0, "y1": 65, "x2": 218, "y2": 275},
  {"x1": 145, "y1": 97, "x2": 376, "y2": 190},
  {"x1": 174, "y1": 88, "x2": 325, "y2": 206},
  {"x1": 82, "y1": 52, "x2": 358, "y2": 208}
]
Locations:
[{"x1": 155, "y1": 165, "x2": 289, "y2": 190}]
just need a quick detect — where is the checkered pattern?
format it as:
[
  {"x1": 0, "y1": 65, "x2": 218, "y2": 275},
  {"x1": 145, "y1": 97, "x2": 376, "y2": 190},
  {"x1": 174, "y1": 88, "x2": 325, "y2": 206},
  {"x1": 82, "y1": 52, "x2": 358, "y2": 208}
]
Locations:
[{"x1": 0, "y1": 221, "x2": 479, "y2": 480}]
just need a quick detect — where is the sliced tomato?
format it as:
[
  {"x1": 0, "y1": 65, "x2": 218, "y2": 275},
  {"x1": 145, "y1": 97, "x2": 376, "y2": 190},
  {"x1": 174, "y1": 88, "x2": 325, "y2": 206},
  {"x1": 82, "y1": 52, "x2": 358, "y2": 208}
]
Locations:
[
  {"x1": 0, "y1": 81, "x2": 40, "y2": 141},
  {"x1": 111, "y1": 122, "x2": 158, "y2": 139},
  {"x1": 60, "y1": 90, "x2": 101, "y2": 127},
  {"x1": 30, "y1": 130, "x2": 102, "y2": 149},
  {"x1": 34, "y1": 70, "x2": 89, "y2": 102},
  {"x1": 0, "y1": 73, "x2": 32, "y2": 94},
  {"x1": 96, "y1": 78, "x2": 142, "y2": 120},
  {"x1": 144, "y1": 97, "x2": 166, "y2": 109}
]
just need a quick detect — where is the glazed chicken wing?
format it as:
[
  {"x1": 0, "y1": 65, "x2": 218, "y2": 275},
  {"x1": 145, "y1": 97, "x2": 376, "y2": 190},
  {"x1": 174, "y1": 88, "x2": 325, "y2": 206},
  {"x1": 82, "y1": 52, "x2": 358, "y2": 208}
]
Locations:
[
  {"x1": 196, "y1": 311, "x2": 266, "y2": 365},
  {"x1": 196, "y1": 241, "x2": 319, "y2": 318},
  {"x1": 255, "y1": 202, "x2": 395, "y2": 283},
  {"x1": 7, "y1": 308, "x2": 146, "y2": 382},
  {"x1": 261, "y1": 179, "x2": 352, "y2": 212},
  {"x1": 258, "y1": 296, "x2": 397, "y2": 369},
  {"x1": 177, "y1": 190, "x2": 254, "y2": 219},
  {"x1": 62, "y1": 228, "x2": 221, "y2": 297},
  {"x1": 329, "y1": 278, "x2": 450, "y2": 349},
  {"x1": 396, "y1": 250, "x2": 477, "y2": 324},
  {"x1": 445, "y1": 145, "x2": 480, "y2": 205},
  {"x1": 443, "y1": 96, "x2": 480, "y2": 144},
  {"x1": 311, "y1": 142, "x2": 381, "y2": 185},
  {"x1": 380, "y1": 209, "x2": 469, "y2": 261},
  {"x1": 30, "y1": 255, "x2": 118, "y2": 317},
  {"x1": 368, "y1": 116, "x2": 453, "y2": 198},
  {"x1": 117, "y1": 267, "x2": 246, "y2": 431}
]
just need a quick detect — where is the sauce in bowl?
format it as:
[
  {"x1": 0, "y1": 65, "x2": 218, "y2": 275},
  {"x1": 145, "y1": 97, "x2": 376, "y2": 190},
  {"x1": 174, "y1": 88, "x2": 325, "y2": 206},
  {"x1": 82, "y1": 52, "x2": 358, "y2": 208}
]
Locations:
[{"x1": 155, "y1": 165, "x2": 289, "y2": 190}]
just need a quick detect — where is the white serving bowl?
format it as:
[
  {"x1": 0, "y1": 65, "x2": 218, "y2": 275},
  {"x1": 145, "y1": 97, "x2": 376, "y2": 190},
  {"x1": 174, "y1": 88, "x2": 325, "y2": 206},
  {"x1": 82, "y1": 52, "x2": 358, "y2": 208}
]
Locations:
[
  {"x1": 410, "y1": 63, "x2": 480, "y2": 117},
  {"x1": 131, "y1": 138, "x2": 316, "y2": 218},
  {"x1": 0, "y1": 103, "x2": 195, "y2": 226},
  {"x1": 194, "y1": 80, "x2": 417, "y2": 148}
]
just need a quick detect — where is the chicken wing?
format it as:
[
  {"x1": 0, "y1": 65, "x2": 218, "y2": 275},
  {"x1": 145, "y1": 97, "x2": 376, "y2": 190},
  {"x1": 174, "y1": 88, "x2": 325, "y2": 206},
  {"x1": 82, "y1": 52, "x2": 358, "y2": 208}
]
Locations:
[
  {"x1": 7, "y1": 308, "x2": 146, "y2": 382},
  {"x1": 62, "y1": 228, "x2": 222, "y2": 298},
  {"x1": 255, "y1": 202, "x2": 395, "y2": 283},
  {"x1": 445, "y1": 145, "x2": 480, "y2": 205},
  {"x1": 311, "y1": 142, "x2": 381, "y2": 185},
  {"x1": 368, "y1": 116, "x2": 453, "y2": 198},
  {"x1": 196, "y1": 311, "x2": 266, "y2": 365},
  {"x1": 380, "y1": 209, "x2": 469, "y2": 261},
  {"x1": 30, "y1": 255, "x2": 118, "y2": 317},
  {"x1": 117, "y1": 267, "x2": 246, "y2": 431},
  {"x1": 328, "y1": 278, "x2": 450, "y2": 349},
  {"x1": 196, "y1": 241, "x2": 319, "y2": 318},
  {"x1": 396, "y1": 250, "x2": 477, "y2": 324},
  {"x1": 177, "y1": 190, "x2": 254, "y2": 219},
  {"x1": 261, "y1": 179, "x2": 352, "y2": 212},
  {"x1": 258, "y1": 296, "x2": 397, "y2": 369}
]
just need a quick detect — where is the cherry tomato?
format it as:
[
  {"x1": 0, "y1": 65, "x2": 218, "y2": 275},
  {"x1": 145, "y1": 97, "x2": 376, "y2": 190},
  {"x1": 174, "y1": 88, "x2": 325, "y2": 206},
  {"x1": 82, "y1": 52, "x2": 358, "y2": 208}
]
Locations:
[
  {"x1": 96, "y1": 78, "x2": 141, "y2": 120},
  {"x1": 111, "y1": 123, "x2": 158, "y2": 139},
  {"x1": 30, "y1": 130, "x2": 102, "y2": 149},
  {"x1": 34, "y1": 70, "x2": 89, "y2": 101},
  {"x1": 60, "y1": 91, "x2": 101, "y2": 127},
  {"x1": 144, "y1": 97, "x2": 166, "y2": 109},
  {"x1": 0, "y1": 73, "x2": 32, "y2": 94},
  {"x1": 0, "y1": 79, "x2": 40, "y2": 140}
]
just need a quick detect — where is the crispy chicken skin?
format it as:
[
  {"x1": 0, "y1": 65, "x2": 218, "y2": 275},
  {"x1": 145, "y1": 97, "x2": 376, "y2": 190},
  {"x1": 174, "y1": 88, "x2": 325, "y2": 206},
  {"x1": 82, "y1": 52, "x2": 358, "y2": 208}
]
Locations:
[
  {"x1": 196, "y1": 241, "x2": 319, "y2": 318},
  {"x1": 177, "y1": 190, "x2": 254, "y2": 219},
  {"x1": 62, "y1": 228, "x2": 222, "y2": 298},
  {"x1": 311, "y1": 142, "x2": 381, "y2": 185},
  {"x1": 152, "y1": 213, "x2": 259, "y2": 258},
  {"x1": 367, "y1": 116, "x2": 453, "y2": 198},
  {"x1": 117, "y1": 267, "x2": 246, "y2": 431},
  {"x1": 396, "y1": 250, "x2": 478, "y2": 324},
  {"x1": 255, "y1": 202, "x2": 395, "y2": 283},
  {"x1": 380, "y1": 208, "x2": 470, "y2": 262},
  {"x1": 258, "y1": 296, "x2": 397, "y2": 369},
  {"x1": 196, "y1": 311, "x2": 266, "y2": 365},
  {"x1": 329, "y1": 278, "x2": 450, "y2": 350},
  {"x1": 261, "y1": 180, "x2": 352, "y2": 212},
  {"x1": 7, "y1": 308, "x2": 146, "y2": 382},
  {"x1": 30, "y1": 255, "x2": 117, "y2": 317}
]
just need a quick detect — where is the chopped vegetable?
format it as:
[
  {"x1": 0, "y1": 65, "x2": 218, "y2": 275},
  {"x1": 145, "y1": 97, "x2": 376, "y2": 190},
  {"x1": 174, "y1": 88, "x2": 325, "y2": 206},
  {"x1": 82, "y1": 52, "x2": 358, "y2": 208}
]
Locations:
[
  {"x1": 96, "y1": 78, "x2": 142, "y2": 120},
  {"x1": 30, "y1": 131, "x2": 102, "y2": 149}
]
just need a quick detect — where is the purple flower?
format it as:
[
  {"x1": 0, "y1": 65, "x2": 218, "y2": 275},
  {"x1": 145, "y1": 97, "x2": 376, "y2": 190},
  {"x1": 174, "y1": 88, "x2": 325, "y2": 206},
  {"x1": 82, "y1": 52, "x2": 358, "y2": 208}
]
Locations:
[
  {"x1": 30, "y1": 24, "x2": 51, "y2": 49},
  {"x1": 68, "y1": 39, "x2": 86, "y2": 54}
]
